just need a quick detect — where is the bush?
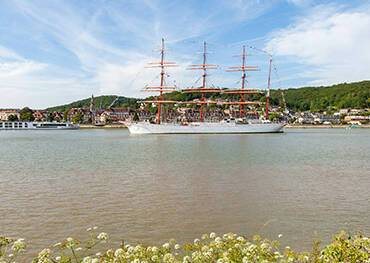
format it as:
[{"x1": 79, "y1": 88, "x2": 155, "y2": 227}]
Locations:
[{"x1": 0, "y1": 230, "x2": 369, "y2": 262}]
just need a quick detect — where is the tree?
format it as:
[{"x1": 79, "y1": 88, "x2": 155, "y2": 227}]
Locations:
[
  {"x1": 47, "y1": 112, "x2": 54, "y2": 122},
  {"x1": 71, "y1": 112, "x2": 83, "y2": 124},
  {"x1": 8, "y1": 114, "x2": 19, "y2": 121},
  {"x1": 19, "y1": 107, "x2": 34, "y2": 121},
  {"x1": 63, "y1": 110, "x2": 69, "y2": 122}
]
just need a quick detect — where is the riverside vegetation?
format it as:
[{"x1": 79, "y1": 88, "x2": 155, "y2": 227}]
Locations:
[{"x1": 1, "y1": 229, "x2": 369, "y2": 263}]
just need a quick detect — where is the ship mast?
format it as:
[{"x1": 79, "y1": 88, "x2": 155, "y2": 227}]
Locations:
[
  {"x1": 142, "y1": 38, "x2": 177, "y2": 124},
  {"x1": 158, "y1": 38, "x2": 165, "y2": 124},
  {"x1": 200, "y1": 42, "x2": 207, "y2": 122},
  {"x1": 225, "y1": 46, "x2": 261, "y2": 117},
  {"x1": 265, "y1": 56, "x2": 272, "y2": 120},
  {"x1": 183, "y1": 41, "x2": 220, "y2": 122}
]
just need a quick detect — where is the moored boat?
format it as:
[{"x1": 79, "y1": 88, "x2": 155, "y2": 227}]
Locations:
[
  {"x1": 0, "y1": 122, "x2": 79, "y2": 130},
  {"x1": 128, "y1": 121, "x2": 284, "y2": 134}
]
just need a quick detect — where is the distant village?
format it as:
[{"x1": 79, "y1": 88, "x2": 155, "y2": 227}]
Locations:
[{"x1": 1, "y1": 95, "x2": 369, "y2": 126}]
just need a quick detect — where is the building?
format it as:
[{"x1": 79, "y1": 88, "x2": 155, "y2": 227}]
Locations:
[
  {"x1": 344, "y1": 115, "x2": 369, "y2": 124},
  {"x1": 0, "y1": 110, "x2": 20, "y2": 121},
  {"x1": 98, "y1": 108, "x2": 131, "y2": 123},
  {"x1": 33, "y1": 110, "x2": 47, "y2": 121}
]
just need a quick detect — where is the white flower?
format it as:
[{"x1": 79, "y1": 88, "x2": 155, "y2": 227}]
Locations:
[
  {"x1": 237, "y1": 236, "x2": 245, "y2": 242},
  {"x1": 82, "y1": 256, "x2": 92, "y2": 263},
  {"x1": 93, "y1": 226, "x2": 98, "y2": 230},
  {"x1": 53, "y1": 242, "x2": 61, "y2": 247},
  {"x1": 210, "y1": 232, "x2": 216, "y2": 239},
  {"x1": 76, "y1": 247, "x2": 82, "y2": 251},
  {"x1": 8, "y1": 254, "x2": 14, "y2": 257},
  {"x1": 183, "y1": 255, "x2": 191, "y2": 263},
  {"x1": 194, "y1": 238, "x2": 200, "y2": 244},
  {"x1": 95, "y1": 252, "x2": 101, "y2": 257},
  {"x1": 163, "y1": 253, "x2": 175, "y2": 261},
  {"x1": 278, "y1": 234, "x2": 283, "y2": 238},
  {"x1": 162, "y1": 242, "x2": 170, "y2": 249},
  {"x1": 86, "y1": 227, "x2": 92, "y2": 232},
  {"x1": 215, "y1": 237, "x2": 222, "y2": 243},
  {"x1": 152, "y1": 246, "x2": 159, "y2": 253},
  {"x1": 151, "y1": 255, "x2": 159, "y2": 261},
  {"x1": 66, "y1": 237, "x2": 73, "y2": 242},
  {"x1": 261, "y1": 242, "x2": 269, "y2": 250},
  {"x1": 12, "y1": 238, "x2": 26, "y2": 252},
  {"x1": 97, "y1": 232, "x2": 108, "y2": 241},
  {"x1": 174, "y1": 244, "x2": 180, "y2": 250},
  {"x1": 115, "y1": 248, "x2": 124, "y2": 257},
  {"x1": 55, "y1": 256, "x2": 61, "y2": 261},
  {"x1": 91, "y1": 259, "x2": 98, "y2": 263}
]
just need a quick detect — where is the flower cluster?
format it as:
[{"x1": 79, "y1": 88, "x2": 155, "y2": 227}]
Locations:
[{"x1": 0, "y1": 230, "x2": 369, "y2": 262}]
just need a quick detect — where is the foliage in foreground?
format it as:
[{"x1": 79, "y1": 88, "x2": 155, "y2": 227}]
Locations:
[{"x1": 1, "y1": 229, "x2": 369, "y2": 263}]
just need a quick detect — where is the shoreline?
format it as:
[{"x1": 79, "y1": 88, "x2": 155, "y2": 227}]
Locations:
[
  {"x1": 79, "y1": 124, "x2": 127, "y2": 129},
  {"x1": 285, "y1": 124, "x2": 370, "y2": 129},
  {"x1": 79, "y1": 124, "x2": 370, "y2": 129}
]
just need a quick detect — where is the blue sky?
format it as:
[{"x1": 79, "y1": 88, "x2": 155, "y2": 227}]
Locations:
[{"x1": 0, "y1": 0, "x2": 369, "y2": 108}]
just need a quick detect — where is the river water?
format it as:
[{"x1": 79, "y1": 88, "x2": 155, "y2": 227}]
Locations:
[{"x1": 0, "y1": 128, "x2": 369, "y2": 257}]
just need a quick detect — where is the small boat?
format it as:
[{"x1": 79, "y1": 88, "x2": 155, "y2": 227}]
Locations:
[{"x1": 0, "y1": 121, "x2": 79, "y2": 130}]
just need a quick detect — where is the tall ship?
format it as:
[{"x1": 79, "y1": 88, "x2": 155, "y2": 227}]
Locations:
[{"x1": 127, "y1": 39, "x2": 285, "y2": 134}]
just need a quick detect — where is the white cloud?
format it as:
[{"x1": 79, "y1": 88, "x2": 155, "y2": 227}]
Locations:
[
  {"x1": 286, "y1": 0, "x2": 311, "y2": 7},
  {"x1": 0, "y1": 0, "x2": 275, "y2": 108},
  {"x1": 266, "y1": 5, "x2": 370, "y2": 86},
  {"x1": 0, "y1": 45, "x2": 23, "y2": 60}
]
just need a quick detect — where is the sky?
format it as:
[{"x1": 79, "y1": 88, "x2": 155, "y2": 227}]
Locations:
[{"x1": 0, "y1": 0, "x2": 369, "y2": 108}]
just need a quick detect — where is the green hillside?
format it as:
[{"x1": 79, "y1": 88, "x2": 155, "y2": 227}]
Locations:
[
  {"x1": 270, "y1": 81, "x2": 370, "y2": 111},
  {"x1": 47, "y1": 95, "x2": 138, "y2": 112},
  {"x1": 47, "y1": 81, "x2": 370, "y2": 112}
]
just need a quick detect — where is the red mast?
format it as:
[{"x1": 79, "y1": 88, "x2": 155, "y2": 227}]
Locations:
[
  {"x1": 200, "y1": 41, "x2": 207, "y2": 122},
  {"x1": 142, "y1": 38, "x2": 177, "y2": 124},
  {"x1": 225, "y1": 46, "x2": 261, "y2": 117},
  {"x1": 240, "y1": 45, "x2": 246, "y2": 116},
  {"x1": 158, "y1": 38, "x2": 165, "y2": 124},
  {"x1": 183, "y1": 42, "x2": 219, "y2": 122},
  {"x1": 265, "y1": 56, "x2": 272, "y2": 120}
]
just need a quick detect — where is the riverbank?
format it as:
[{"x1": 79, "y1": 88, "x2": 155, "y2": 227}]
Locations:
[
  {"x1": 79, "y1": 124, "x2": 127, "y2": 129},
  {"x1": 79, "y1": 123, "x2": 370, "y2": 129},
  {"x1": 285, "y1": 124, "x2": 370, "y2": 129}
]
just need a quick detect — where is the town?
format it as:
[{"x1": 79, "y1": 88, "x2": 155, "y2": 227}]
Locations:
[{"x1": 1, "y1": 94, "x2": 369, "y2": 127}]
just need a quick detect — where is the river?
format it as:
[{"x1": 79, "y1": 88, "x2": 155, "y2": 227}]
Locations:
[{"x1": 0, "y1": 128, "x2": 369, "y2": 257}]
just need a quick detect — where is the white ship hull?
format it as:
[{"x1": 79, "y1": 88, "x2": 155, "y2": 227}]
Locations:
[{"x1": 127, "y1": 122, "x2": 285, "y2": 134}]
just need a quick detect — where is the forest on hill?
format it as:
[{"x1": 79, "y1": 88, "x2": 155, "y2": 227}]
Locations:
[
  {"x1": 47, "y1": 81, "x2": 370, "y2": 112},
  {"x1": 270, "y1": 81, "x2": 370, "y2": 112},
  {"x1": 47, "y1": 95, "x2": 138, "y2": 112}
]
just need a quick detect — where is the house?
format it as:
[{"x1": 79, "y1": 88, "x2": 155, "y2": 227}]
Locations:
[
  {"x1": 33, "y1": 110, "x2": 47, "y2": 121},
  {"x1": 0, "y1": 110, "x2": 20, "y2": 121},
  {"x1": 339, "y1": 109, "x2": 349, "y2": 115},
  {"x1": 344, "y1": 115, "x2": 369, "y2": 124},
  {"x1": 97, "y1": 108, "x2": 131, "y2": 123}
]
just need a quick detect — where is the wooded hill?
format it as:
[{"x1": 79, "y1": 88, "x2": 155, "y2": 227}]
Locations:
[{"x1": 47, "y1": 81, "x2": 370, "y2": 112}]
